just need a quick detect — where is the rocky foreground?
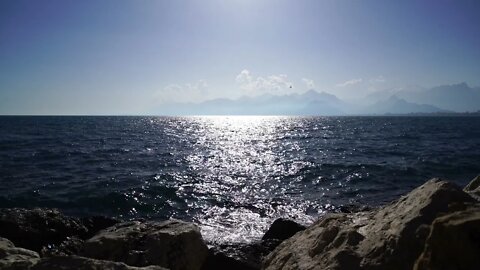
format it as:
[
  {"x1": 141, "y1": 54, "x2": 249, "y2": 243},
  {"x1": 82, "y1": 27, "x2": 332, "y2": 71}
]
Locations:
[{"x1": 1, "y1": 176, "x2": 479, "y2": 270}]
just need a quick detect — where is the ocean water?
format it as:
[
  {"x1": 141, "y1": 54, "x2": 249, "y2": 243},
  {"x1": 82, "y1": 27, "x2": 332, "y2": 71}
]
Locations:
[{"x1": 0, "y1": 116, "x2": 479, "y2": 243}]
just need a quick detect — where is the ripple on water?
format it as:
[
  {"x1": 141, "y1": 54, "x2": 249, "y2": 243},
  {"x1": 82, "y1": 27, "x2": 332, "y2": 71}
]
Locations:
[{"x1": 0, "y1": 116, "x2": 479, "y2": 243}]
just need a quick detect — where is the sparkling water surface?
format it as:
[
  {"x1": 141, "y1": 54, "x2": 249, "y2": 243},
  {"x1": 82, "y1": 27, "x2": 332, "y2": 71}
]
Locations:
[{"x1": 1, "y1": 116, "x2": 479, "y2": 243}]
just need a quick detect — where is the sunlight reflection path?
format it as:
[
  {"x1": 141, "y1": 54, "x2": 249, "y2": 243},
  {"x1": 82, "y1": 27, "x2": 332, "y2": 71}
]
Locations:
[{"x1": 182, "y1": 116, "x2": 318, "y2": 243}]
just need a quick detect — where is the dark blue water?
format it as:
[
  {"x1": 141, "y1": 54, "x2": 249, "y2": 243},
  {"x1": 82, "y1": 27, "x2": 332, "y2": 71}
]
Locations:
[{"x1": 1, "y1": 116, "x2": 479, "y2": 243}]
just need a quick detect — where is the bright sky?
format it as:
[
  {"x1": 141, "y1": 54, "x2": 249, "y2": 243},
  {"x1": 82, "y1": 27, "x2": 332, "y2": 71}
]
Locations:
[{"x1": 1, "y1": 0, "x2": 480, "y2": 114}]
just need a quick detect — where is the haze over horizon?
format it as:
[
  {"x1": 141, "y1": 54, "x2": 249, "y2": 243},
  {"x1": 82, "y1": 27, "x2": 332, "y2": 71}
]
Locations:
[{"x1": 1, "y1": 0, "x2": 480, "y2": 115}]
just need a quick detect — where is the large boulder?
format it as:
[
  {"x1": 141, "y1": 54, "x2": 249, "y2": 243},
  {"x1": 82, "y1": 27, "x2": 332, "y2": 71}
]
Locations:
[
  {"x1": 356, "y1": 178, "x2": 474, "y2": 269},
  {"x1": 414, "y1": 206, "x2": 480, "y2": 270},
  {"x1": 81, "y1": 219, "x2": 208, "y2": 270},
  {"x1": 31, "y1": 255, "x2": 168, "y2": 270},
  {"x1": 0, "y1": 208, "x2": 88, "y2": 252},
  {"x1": 0, "y1": 237, "x2": 40, "y2": 270},
  {"x1": 264, "y1": 178, "x2": 475, "y2": 270},
  {"x1": 264, "y1": 213, "x2": 365, "y2": 270}
]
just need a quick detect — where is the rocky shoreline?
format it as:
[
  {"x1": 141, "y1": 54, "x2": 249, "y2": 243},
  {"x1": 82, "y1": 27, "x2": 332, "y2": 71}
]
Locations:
[{"x1": 1, "y1": 176, "x2": 479, "y2": 270}]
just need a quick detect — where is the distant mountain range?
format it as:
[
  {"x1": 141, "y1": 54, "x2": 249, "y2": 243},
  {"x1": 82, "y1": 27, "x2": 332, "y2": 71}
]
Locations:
[
  {"x1": 155, "y1": 83, "x2": 480, "y2": 115},
  {"x1": 366, "y1": 82, "x2": 480, "y2": 112},
  {"x1": 361, "y1": 95, "x2": 447, "y2": 115}
]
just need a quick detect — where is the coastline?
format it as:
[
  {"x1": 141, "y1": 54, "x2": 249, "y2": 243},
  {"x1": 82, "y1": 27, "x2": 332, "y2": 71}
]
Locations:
[{"x1": 1, "y1": 175, "x2": 479, "y2": 270}]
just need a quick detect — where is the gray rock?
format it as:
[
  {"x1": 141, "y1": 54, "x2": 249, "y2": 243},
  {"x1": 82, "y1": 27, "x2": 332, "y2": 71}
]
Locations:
[
  {"x1": 357, "y1": 178, "x2": 474, "y2": 269},
  {"x1": 81, "y1": 219, "x2": 208, "y2": 270},
  {"x1": 264, "y1": 178, "x2": 475, "y2": 270},
  {"x1": 0, "y1": 237, "x2": 40, "y2": 270},
  {"x1": 414, "y1": 206, "x2": 480, "y2": 270},
  {"x1": 264, "y1": 213, "x2": 365, "y2": 270},
  {"x1": 31, "y1": 255, "x2": 168, "y2": 270},
  {"x1": 0, "y1": 208, "x2": 88, "y2": 252}
]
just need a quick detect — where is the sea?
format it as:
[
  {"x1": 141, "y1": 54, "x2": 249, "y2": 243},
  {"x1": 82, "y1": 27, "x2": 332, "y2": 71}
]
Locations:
[{"x1": 0, "y1": 116, "x2": 479, "y2": 243}]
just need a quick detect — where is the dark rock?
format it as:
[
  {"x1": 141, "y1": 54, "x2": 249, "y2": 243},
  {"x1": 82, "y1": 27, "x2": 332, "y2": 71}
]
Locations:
[
  {"x1": 0, "y1": 208, "x2": 88, "y2": 252},
  {"x1": 262, "y1": 218, "x2": 306, "y2": 241},
  {"x1": 202, "y1": 239, "x2": 280, "y2": 270},
  {"x1": 464, "y1": 174, "x2": 480, "y2": 200},
  {"x1": 464, "y1": 175, "x2": 480, "y2": 191},
  {"x1": 31, "y1": 255, "x2": 168, "y2": 270},
  {"x1": 0, "y1": 237, "x2": 40, "y2": 270},
  {"x1": 264, "y1": 178, "x2": 476, "y2": 270},
  {"x1": 414, "y1": 206, "x2": 480, "y2": 270},
  {"x1": 81, "y1": 216, "x2": 120, "y2": 239},
  {"x1": 40, "y1": 236, "x2": 85, "y2": 257},
  {"x1": 202, "y1": 217, "x2": 306, "y2": 269},
  {"x1": 81, "y1": 219, "x2": 208, "y2": 270},
  {"x1": 202, "y1": 245, "x2": 258, "y2": 270},
  {"x1": 338, "y1": 204, "x2": 372, "y2": 213}
]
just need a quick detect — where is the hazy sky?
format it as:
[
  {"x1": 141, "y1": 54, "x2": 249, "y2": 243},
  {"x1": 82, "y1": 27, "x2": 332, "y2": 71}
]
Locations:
[{"x1": 1, "y1": 0, "x2": 480, "y2": 114}]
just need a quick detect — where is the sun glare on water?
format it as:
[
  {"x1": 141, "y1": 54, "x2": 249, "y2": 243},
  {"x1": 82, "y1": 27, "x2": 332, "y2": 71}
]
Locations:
[{"x1": 177, "y1": 116, "x2": 318, "y2": 243}]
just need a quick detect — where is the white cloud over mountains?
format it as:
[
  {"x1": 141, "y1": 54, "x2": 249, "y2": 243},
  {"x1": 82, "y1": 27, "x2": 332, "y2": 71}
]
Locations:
[
  {"x1": 370, "y1": 76, "x2": 386, "y2": 83},
  {"x1": 236, "y1": 69, "x2": 293, "y2": 94},
  {"x1": 302, "y1": 78, "x2": 315, "y2": 89},
  {"x1": 157, "y1": 80, "x2": 208, "y2": 103},
  {"x1": 336, "y1": 78, "x2": 363, "y2": 87},
  {"x1": 157, "y1": 73, "x2": 391, "y2": 104},
  {"x1": 331, "y1": 76, "x2": 390, "y2": 100}
]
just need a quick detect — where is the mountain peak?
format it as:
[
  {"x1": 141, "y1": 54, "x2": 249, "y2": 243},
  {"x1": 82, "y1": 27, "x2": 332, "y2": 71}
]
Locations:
[
  {"x1": 432, "y1": 82, "x2": 470, "y2": 91},
  {"x1": 300, "y1": 89, "x2": 321, "y2": 99},
  {"x1": 304, "y1": 89, "x2": 318, "y2": 95},
  {"x1": 301, "y1": 89, "x2": 339, "y2": 101}
]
